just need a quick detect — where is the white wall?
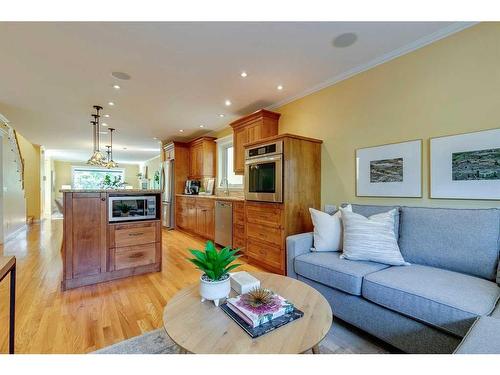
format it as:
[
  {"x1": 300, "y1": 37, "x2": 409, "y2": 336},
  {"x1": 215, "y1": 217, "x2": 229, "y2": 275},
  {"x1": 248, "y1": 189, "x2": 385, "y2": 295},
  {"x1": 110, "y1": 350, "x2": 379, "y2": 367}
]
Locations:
[{"x1": 0, "y1": 131, "x2": 26, "y2": 243}]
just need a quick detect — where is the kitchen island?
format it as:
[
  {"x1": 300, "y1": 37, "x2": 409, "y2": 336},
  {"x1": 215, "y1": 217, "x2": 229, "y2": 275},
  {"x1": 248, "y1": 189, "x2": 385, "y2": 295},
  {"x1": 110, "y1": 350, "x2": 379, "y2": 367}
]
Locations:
[{"x1": 60, "y1": 189, "x2": 162, "y2": 290}]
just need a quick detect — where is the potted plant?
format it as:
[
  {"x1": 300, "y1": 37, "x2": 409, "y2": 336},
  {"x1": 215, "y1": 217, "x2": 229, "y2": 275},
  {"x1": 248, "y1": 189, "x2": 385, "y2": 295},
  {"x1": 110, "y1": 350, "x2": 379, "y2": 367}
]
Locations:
[
  {"x1": 187, "y1": 241, "x2": 241, "y2": 306},
  {"x1": 117, "y1": 202, "x2": 132, "y2": 217}
]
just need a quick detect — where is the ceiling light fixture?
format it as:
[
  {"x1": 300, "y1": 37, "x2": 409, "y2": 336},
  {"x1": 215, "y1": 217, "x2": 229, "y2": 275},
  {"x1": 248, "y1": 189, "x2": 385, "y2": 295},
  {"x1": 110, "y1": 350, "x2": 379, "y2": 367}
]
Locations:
[
  {"x1": 333, "y1": 32, "x2": 358, "y2": 48},
  {"x1": 108, "y1": 102, "x2": 115, "y2": 106},
  {"x1": 111, "y1": 72, "x2": 131, "y2": 80},
  {"x1": 179, "y1": 129, "x2": 184, "y2": 133},
  {"x1": 224, "y1": 100, "x2": 232, "y2": 106},
  {"x1": 113, "y1": 84, "x2": 121, "y2": 90},
  {"x1": 218, "y1": 114, "x2": 225, "y2": 118},
  {"x1": 277, "y1": 85, "x2": 284, "y2": 91},
  {"x1": 105, "y1": 128, "x2": 119, "y2": 169},
  {"x1": 199, "y1": 125, "x2": 205, "y2": 128},
  {"x1": 87, "y1": 105, "x2": 107, "y2": 167},
  {"x1": 240, "y1": 71, "x2": 248, "y2": 78},
  {"x1": 104, "y1": 114, "x2": 110, "y2": 118},
  {"x1": 102, "y1": 123, "x2": 108, "y2": 127}
]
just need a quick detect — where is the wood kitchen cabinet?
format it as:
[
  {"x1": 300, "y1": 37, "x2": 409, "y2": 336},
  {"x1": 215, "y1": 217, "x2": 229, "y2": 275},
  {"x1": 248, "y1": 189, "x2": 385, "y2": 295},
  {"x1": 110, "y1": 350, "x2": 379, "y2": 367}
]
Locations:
[
  {"x1": 229, "y1": 109, "x2": 281, "y2": 174},
  {"x1": 63, "y1": 192, "x2": 107, "y2": 280},
  {"x1": 187, "y1": 137, "x2": 216, "y2": 179},
  {"x1": 61, "y1": 191, "x2": 162, "y2": 290},
  {"x1": 176, "y1": 196, "x2": 215, "y2": 240}
]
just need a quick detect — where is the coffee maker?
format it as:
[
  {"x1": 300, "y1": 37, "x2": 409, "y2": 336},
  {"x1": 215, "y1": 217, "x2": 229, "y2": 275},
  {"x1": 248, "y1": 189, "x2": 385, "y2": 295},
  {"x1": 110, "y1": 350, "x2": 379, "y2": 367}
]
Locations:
[{"x1": 184, "y1": 179, "x2": 201, "y2": 195}]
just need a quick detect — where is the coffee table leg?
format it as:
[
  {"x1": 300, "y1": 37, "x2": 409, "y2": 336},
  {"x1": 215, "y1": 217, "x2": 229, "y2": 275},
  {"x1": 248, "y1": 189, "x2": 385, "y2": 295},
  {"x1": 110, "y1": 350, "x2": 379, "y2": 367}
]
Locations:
[
  {"x1": 9, "y1": 264, "x2": 16, "y2": 354},
  {"x1": 179, "y1": 348, "x2": 187, "y2": 354},
  {"x1": 312, "y1": 344, "x2": 320, "y2": 354}
]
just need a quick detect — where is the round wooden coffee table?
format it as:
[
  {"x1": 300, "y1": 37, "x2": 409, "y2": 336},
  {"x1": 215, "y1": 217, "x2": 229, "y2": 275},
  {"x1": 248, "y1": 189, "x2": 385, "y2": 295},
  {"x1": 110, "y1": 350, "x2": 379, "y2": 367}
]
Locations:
[{"x1": 163, "y1": 272, "x2": 332, "y2": 354}]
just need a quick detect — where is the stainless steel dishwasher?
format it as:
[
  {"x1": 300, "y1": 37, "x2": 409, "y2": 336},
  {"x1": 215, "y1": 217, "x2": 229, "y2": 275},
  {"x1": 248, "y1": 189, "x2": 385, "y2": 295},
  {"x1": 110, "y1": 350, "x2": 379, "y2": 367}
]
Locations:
[{"x1": 215, "y1": 200, "x2": 233, "y2": 248}]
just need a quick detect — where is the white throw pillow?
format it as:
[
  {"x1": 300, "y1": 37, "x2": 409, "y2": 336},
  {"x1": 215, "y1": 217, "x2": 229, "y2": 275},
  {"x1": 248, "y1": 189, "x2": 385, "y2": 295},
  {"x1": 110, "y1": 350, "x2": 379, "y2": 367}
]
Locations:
[
  {"x1": 340, "y1": 208, "x2": 409, "y2": 266},
  {"x1": 309, "y1": 205, "x2": 352, "y2": 252}
]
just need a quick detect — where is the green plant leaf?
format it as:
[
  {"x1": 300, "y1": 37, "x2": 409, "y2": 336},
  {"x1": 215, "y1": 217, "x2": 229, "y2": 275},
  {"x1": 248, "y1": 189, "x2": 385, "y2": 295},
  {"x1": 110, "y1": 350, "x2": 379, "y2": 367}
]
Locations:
[{"x1": 224, "y1": 263, "x2": 242, "y2": 274}]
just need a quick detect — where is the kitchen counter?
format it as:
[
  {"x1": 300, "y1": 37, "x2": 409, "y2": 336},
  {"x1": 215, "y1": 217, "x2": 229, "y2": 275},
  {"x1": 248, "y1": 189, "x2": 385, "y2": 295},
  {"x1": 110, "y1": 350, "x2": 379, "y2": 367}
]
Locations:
[
  {"x1": 176, "y1": 193, "x2": 245, "y2": 202},
  {"x1": 60, "y1": 189, "x2": 161, "y2": 193}
]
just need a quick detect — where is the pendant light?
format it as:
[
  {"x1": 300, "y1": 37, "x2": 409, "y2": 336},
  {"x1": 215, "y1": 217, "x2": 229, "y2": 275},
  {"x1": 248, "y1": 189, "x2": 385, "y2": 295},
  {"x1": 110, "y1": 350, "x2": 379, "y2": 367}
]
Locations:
[
  {"x1": 105, "y1": 128, "x2": 119, "y2": 169},
  {"x1": 87, "y1": 105, "x2": 106, "y2": 166}
]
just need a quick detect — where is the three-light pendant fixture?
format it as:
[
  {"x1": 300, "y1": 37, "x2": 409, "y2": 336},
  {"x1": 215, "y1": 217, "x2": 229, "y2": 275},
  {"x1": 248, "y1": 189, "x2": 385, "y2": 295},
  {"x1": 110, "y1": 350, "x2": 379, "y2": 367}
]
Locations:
[{"x1": 87, "y1": 105, "x2": 119, "y2": 168}]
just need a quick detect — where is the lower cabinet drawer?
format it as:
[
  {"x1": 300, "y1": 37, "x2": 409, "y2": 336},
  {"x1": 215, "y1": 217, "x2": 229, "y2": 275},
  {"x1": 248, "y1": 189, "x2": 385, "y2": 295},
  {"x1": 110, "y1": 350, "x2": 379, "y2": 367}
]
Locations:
[
  {"x1": 114, "y1": 223, "x2": 157, "y2": 247},
  {"x1": 114, "y1": 243, "x2": 157, "y2": 270},
  {"x1": 247, "y1": 222, "x2": 282, "y2": 246},
  {"x1": 246, "y1": 238, "x2": 283, "y2": 272}
]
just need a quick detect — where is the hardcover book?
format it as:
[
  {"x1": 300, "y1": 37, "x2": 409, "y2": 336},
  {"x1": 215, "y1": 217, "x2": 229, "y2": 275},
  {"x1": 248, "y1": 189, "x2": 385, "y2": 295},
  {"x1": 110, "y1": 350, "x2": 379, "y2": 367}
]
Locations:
[{"x1": 221, "y1": 303, "x2": 304, "y2": 339}]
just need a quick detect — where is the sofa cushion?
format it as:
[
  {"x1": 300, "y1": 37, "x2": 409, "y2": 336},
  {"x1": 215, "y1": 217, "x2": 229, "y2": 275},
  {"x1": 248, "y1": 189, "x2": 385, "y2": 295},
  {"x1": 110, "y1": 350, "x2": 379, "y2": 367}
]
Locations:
[
  {"x1": 350, "y1": 204, "x2": 401, "y2": 239},
  {"x1": 398, "y1": 206, "x2": 500, "y2": 281},
  {"x1": 362, "y1": 265, "x2": 500, "y2": 337},
  {"x1": 294, "y1": 251, "x2": 389, "y2": 295},
  {"x1": 454, "y1": 316, "x2": 500, "y2": 354}
]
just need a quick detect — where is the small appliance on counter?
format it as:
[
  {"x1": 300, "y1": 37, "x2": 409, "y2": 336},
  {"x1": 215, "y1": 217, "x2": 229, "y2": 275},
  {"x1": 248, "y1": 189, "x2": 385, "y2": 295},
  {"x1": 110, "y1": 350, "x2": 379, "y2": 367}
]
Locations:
[{"x1": 184, "y1": 179, "x2": 201, "y2": 195}]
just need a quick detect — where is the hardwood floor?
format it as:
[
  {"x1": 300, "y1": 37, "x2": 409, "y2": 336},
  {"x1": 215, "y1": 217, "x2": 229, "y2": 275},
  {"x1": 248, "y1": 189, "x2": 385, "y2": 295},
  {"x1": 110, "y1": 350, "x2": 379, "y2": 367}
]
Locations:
[{"x1": 0, "y1": 219, "x2": 261, "y2": 353}]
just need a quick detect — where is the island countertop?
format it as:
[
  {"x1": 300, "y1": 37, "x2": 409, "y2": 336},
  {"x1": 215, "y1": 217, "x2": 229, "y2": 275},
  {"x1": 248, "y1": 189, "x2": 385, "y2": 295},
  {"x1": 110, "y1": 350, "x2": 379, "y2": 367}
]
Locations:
[{"x1": 60, "y1": 189, "x2": 161, "y2": 193}]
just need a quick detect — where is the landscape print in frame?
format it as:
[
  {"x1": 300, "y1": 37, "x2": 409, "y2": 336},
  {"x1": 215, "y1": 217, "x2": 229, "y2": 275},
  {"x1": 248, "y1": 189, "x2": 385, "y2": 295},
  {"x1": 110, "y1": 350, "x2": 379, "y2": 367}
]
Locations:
[
  {"x1": 356, "y1": 139, "x2": 422, "y2": 197},
  {"x1": 430, "y1": 128, "x2": 500, "y2": 199}
]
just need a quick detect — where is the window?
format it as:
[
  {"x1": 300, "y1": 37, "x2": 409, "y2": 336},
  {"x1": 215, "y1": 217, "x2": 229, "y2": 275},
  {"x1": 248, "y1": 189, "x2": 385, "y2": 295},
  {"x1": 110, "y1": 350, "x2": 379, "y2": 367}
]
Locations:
[
  {"x1": 216, "y1": 136, "x2": 243, "y2": 188},
  {"x1": 72, "y1": 167, "x2": 125, "y2": 189}
]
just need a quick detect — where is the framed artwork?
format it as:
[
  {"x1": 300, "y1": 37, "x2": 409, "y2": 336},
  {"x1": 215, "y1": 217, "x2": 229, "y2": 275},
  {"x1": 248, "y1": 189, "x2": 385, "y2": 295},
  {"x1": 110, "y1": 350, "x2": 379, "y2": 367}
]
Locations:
[
  {"x1": 430, "y1": 128, "x2": 500, "y2": 200},
  {"x1": 356, "y1": 140, "x2": 422, "y2": 197}
]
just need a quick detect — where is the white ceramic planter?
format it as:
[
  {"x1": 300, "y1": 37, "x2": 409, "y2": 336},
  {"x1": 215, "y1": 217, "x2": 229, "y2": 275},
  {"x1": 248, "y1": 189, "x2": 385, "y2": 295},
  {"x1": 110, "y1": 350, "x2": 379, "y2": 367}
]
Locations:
[{"x1": 199, "y1": 275, "x2": 231, "y2": 307}]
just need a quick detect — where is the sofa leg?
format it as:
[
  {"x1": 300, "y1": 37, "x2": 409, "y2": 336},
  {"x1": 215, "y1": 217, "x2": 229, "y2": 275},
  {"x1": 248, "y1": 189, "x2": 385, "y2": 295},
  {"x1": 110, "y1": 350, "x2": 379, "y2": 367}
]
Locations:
[{"x1": 312, "y1": 344, "x2": 320, "y2": 354}]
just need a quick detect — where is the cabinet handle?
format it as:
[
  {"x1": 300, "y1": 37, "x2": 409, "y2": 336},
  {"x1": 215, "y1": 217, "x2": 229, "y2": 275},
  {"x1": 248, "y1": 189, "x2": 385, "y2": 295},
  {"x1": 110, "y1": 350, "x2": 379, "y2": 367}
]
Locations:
[
  {"x1": 128, "y1": 232, "x2": 144, "y2": 237},
  {"x1": 129, "y1": 252, "x2": 143, "y2": 259},
  {"x1": 101, "y1": 197, "x2": 106, "y2": 201}
]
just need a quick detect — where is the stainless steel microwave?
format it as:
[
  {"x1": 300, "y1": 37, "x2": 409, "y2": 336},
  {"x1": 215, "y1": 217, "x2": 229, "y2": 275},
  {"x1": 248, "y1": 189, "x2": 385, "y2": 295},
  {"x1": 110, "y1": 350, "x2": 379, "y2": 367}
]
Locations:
[
  {"x1": 108, "y1": 195, "x2": 157, "y2": 222},
  {"x1": 244, "y1": 140, "x2": 283, "y2": 203}
]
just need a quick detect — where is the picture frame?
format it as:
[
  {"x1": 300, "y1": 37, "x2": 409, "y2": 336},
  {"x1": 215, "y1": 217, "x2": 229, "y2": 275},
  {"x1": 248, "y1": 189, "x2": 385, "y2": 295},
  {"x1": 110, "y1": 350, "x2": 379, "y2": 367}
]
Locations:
[
  {"x1": 356, "y1": 139, "x2": 422, "y2": 197},
  {"x1": 430, "y1": 128, "x2": 500, "y2": 200}
]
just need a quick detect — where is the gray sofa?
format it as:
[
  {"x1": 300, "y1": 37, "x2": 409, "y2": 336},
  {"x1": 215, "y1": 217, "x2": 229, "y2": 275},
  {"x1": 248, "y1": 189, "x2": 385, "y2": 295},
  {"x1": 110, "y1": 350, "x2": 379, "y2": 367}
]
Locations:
[{"x1": 286, "y1": 204, "x2": 500, "y2": 354}]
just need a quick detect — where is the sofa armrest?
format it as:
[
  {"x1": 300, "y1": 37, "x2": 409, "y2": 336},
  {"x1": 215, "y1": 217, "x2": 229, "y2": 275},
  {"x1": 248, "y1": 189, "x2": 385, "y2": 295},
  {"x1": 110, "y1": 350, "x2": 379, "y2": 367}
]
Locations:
[{"x1": 286, "y1": 232, "x2": 313, "y2": 279}]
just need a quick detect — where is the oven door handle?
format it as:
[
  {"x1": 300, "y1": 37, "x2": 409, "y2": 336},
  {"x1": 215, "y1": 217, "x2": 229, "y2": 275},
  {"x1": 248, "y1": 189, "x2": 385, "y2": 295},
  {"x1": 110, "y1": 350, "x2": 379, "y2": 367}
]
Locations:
[{"x1": 245, "y1": 155, "x2": 282, "y2": 164}]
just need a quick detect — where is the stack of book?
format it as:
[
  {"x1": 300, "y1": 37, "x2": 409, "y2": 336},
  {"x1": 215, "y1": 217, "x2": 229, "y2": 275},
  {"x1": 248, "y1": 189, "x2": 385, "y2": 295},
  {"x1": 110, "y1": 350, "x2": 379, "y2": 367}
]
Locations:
[{"x1": 221, "y1": 288, "x2": 303, "y2": 338}]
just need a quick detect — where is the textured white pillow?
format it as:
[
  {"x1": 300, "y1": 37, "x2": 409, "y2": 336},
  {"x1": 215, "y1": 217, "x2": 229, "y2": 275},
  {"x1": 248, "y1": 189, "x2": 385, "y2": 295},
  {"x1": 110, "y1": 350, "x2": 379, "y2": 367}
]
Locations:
[
  {"x1": 309, "y1": 205, "x2": 352, "y2": 252},
  {"x1": 341, "y1": 208, "x2": 409, "y2": 266}
]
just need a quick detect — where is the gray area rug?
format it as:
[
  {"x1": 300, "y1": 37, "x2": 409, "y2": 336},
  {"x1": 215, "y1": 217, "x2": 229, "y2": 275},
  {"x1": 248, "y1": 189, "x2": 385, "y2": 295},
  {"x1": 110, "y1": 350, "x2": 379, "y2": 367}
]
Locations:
[{"x1": 93, "y1": 320, "x2": 390, "y2": 354}]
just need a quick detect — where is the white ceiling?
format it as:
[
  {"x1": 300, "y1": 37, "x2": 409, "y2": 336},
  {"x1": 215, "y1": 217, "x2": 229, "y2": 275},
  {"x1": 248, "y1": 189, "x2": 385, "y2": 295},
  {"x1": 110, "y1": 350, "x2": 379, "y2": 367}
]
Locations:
[{"x1": 0, "y1": 22, "x2": 472, "y2": 164}]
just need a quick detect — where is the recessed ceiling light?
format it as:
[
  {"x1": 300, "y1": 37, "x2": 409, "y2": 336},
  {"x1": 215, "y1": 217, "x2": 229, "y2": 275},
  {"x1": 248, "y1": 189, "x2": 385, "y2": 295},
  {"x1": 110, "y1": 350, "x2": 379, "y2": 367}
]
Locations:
[
  {"x1": 111, "y1": 72, "x2": 131, "y2": 80},
  {"x1": 218, "y1": 114, "x2": 225, "y2": 118},
  {"x1": 153, "y1": 137, "x2": 158, "y2": 140},
  {"x1": 199, "y1": 125, "x2": 205, "y2": 128},
  {"x1": 104, "y1": 114, "x2": 110, "y2": 118},
  {"x1": 333, "y1": 32, "x2": 358, "y2": 48},
  {"x1": 224, "y1": 100, "x2": 232, "y2": 106},
  {"x1": 277, "y1": 85, "x2": 284, "y2": 91},
  {"x1": 179, "y1": 129, "x2": 184, "y2": 133},
  {"x1": 99, "y1": 131, "x2": 108, "y2": 135},
  {"x1": 101, "y1": 123, "x2": 108, "y2": 127},
  {"x1": 123, "y1": 147, "x2": 127, "y2": 150},
  {"x1": 113, "y1": 84, "x2": 121, "y2": 90},
  {"x1": 108, "y1": 102, "x2": 115, "y2": 106},
  {"x1": 240, "y1": 71, "x2": 248, "y2": 78}
]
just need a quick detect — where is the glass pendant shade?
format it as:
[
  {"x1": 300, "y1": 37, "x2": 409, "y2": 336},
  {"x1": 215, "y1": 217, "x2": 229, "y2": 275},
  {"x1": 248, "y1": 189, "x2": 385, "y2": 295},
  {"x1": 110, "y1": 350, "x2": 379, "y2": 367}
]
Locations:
[{"x1": 87, "y1": 106, "x2": 108, "y2": 167}]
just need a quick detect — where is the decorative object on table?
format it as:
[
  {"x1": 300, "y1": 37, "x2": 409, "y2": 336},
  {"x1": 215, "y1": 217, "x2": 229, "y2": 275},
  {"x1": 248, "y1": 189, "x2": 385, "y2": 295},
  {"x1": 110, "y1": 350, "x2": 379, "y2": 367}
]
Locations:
[
  {"x1": 309, "y1": 204, "x2": 352, "y2": 252},
  {"x1": 153, "y1": 170, "x2": 161, "y2": 189},
  {"x1": 340, "y1": 208, "x2": 408, "y2": 266},
  {"x1": 187, "y1": 241, "x2": 241, "y2": 306},
  {"x1": 221, "y1": 287, "x2": 304, "y2": 338},
  {"x1": 230, "y1": 271, "x2": 260, "y2": 294},
  {"x1": 356, "y1": 140, "x2": 422, "y2": 197},
  {"x1": 430, "y1": 128, "x2": 500, "y2": 199}
]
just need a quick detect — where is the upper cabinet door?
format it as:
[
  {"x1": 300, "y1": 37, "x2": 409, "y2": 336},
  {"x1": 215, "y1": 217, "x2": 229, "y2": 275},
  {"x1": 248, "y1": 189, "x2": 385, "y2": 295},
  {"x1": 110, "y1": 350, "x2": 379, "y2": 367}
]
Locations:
[
  {"x1": 233, "y1": 127, "x2": 248, "y2": 175},
  {"x1": 188, "y1": 137, "x2": 216, "y2": 179},
  {"x1": 230, "y1": 110, "x2": 281, "y2": 175}
]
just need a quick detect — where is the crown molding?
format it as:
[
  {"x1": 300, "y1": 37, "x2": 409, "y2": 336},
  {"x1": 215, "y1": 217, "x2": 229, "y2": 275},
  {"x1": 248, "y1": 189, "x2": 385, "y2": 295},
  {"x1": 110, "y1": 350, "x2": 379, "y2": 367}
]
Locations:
[{"x1": 267, "y1": 22, "x2": 478, "y2": 110}]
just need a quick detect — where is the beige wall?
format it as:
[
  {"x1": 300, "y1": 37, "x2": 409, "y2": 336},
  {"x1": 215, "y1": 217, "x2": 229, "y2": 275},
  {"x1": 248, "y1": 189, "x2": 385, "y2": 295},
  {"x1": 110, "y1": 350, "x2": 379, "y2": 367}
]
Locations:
[
  {"x1": 142, "y1": 155, "x2": 162, "y2": 188},
  {"x1": 52, "y1": 160, "x2": 140, "y2": 198},
  {"x1": 16, "y1": 132, "x2": 41, "y2": 220},
  {"x1": 271, "y1": 22, "x2": 500, "y2": 209}
]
